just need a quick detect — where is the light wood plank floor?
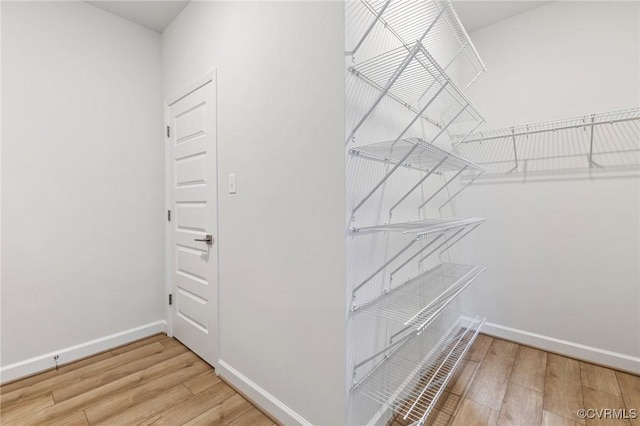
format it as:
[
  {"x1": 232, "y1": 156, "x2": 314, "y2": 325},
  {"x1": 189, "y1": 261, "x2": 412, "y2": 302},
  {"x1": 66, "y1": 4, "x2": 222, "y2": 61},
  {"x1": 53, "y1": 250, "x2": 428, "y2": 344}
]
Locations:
[
  {"x1": 391, "y1": 334, "x2": 640, "y2": 426},
  {"x1": 2, "y1": 334, "x2": 638, "y2": 425},
  {"x1": 0, "y1": 334, "x2": 276, "y2": 426}
]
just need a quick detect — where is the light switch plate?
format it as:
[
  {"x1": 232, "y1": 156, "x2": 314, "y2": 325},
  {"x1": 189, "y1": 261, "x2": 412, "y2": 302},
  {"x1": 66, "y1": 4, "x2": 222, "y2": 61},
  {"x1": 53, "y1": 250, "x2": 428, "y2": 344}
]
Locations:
[{"x1": 228, "y1": 173, "x2": 236, "y2": 194}]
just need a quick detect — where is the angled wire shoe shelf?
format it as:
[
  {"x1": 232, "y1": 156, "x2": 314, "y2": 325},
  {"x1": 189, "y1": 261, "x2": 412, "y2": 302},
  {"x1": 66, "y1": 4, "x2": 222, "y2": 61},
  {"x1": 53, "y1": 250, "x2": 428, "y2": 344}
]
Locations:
[
  {"x1": 350, "y1": 138, "x2": 486, "y2": 219},
  {"x1": 348, "y1": 42, "x2": 484, "y2": 143},
  {"x1": 351, "y1": 137, "x2": 486, "y2": 172},
  {"x1": 352, "y1": 315, "x2": 485, "y2": 426},
  {"x1": 352, "y1": 216, "x2": 484, "y2": 234},
  {"x1": 353, "y1": 263, "x2": 486, "y2": 334},
  {"x1": 453, "y1": 107, "x2": 640, "y2": 176},
  {"x1": 346, "y1": 0, "x2": 486, "y2": 89},
  {"x1": 352, "y1": 217, "x2": 485, "y2": 298}
]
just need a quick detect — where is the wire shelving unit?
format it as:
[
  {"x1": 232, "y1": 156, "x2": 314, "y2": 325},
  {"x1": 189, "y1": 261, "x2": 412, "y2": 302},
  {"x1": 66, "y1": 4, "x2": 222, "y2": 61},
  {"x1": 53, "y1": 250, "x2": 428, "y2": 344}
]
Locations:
[
  {"x1": 352, "y1": 315, "x2": 485, "y2": 426},
  {"x1": 346, "y1": 0, "x2": 486, "y2": 89},
  {"x1": 345, "y1": 1, "x2": 487, "y2": 424},
  {"x1": 454, "y1": 107, "x2": 640, "y2": 176}
]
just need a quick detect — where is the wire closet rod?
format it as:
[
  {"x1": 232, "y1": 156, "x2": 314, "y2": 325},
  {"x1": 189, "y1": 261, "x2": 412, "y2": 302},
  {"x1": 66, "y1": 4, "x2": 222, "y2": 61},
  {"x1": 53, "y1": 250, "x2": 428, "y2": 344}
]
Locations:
[{"x1": 456, "y1": 107, "x2": 640, "y2": 144}]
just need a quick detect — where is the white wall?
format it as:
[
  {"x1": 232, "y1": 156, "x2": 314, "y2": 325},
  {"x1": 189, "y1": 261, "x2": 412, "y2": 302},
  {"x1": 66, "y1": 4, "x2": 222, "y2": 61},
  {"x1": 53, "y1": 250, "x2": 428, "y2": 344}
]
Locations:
[
  {"x1": 0, "y1": 0, "x2": 4, "y2": 377},
  {"x1": 1, "y1": 1, "x2": 165, "y2": 378},
  {"x1": 453, "y1": 1, "x2": 640, "y2": 372},
  {"x1": 162, "y1": 2, "x2": 346, "y2": 425}
]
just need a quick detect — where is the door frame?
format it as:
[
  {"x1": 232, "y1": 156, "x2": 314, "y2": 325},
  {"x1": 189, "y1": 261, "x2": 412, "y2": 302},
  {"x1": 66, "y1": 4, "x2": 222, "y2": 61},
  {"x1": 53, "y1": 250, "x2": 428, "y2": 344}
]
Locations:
[{"x1": 164, "y1": 70, "x2": 219, "y2": 363}]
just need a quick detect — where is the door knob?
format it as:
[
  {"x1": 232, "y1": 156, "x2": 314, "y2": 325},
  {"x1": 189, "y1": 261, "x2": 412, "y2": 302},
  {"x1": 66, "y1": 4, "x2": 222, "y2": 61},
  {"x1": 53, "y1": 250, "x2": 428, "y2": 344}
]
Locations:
[{"x1": 194, "y1": 234, "x2": 213, "y2": 246}]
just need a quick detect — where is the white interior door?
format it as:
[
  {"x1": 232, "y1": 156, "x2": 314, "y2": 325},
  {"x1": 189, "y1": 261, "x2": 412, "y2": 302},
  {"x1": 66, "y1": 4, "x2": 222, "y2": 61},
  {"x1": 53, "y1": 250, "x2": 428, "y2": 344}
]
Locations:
[{"x1": 167, "y1": 73, "x2": 218, "y2": 367}]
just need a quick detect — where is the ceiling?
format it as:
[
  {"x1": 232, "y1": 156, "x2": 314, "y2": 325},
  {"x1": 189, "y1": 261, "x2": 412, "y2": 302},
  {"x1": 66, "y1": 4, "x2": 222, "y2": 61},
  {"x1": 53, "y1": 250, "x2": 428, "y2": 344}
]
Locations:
[
  {"x1": 453, "y1": 1, "x2": 552, "y2": 32},
  {"x1": 86, "y1": 1, "x2": 190, "y2": 33},
  {"x1": 86, "y1": 1, "x2": 551, "y2": 35}
]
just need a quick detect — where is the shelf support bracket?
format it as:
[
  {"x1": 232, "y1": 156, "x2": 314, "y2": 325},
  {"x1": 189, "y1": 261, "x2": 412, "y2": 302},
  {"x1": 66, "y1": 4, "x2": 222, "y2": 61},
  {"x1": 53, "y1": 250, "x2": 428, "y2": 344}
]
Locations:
[
  {"x1": 345, "y1": 0, "x2": 392, "y2": 58},
  {"x1": 351, "y1": 330, "x2": 414, "y2": 390},
  {"x1": 415, "y1": 227, "x2": 465, "y2": 267},
  {"x1": 508, "y1": 127, "x2": 519, "y2": 173},
  {"x1": 389, "y1": 154, "x2": 449, "y2": 220},
  {"x1": 436, "y1": 222, "x2": 483, "y2": 258},
  {"x1": 418, "y1": 165, "x2": 468, "y2": 211},
  {"x1": 388, "y1": 233, "x2": 446, "y2": 281},
  {"x1": 588, "y1": 114, "x2": 596, "y2": 167},
  {"x1": 353, "y1": 238, "x2": 417, "y2": 295},
  {"x1": 453, "y1": 121, "x2": 484, "y2": 148},
  {"x1": 439, "y1": 171, "x2": 483, "y2": 212},
  {"x1": 427, "y1": 102, "x2": 468, "y2": 147},
  {"x1": 397, "y1": 82, "x2": 450, "y2": 144},
  {"x1": 352, "y1": 144, "x2": 419, "y2": 217}
]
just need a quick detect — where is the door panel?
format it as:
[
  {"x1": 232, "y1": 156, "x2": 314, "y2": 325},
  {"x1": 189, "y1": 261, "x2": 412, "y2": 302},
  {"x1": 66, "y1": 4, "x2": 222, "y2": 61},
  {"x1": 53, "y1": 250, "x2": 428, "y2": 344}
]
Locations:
[
  {"x1": 168, "y1": 74, "x2": 217, "y2": 367},
  {"x1": 176, "y1": 203, "x2": 207, "y2": 231},
  {"x1": 177, "y1": 288, "x2": 208, "y2": 331},
  {"x1": 176, "y1": 154, "x2": 207, "y2": 186},
  {"x1": 176, "y1": 247, "x2": 208, "y2": 279}
]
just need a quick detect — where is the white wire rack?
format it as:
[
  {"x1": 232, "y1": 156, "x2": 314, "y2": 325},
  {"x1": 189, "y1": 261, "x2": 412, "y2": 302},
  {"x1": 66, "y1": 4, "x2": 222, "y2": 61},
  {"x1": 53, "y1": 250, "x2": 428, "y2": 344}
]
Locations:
[
  {"x1": 351, "y1": 137, "x2": 486, "y2": 172},
  {"x1": 352, "y1": 315, "x2": 485, "y2": 426},
  {"x1": 345, "y1": 2, "x2": 486, "y2": 424},
  {"x1": 352, "y1": 218, "x2": 484, "y2": 295},
  {"x1": 353, "y1": 216, "x2": 485, "y2": 235},
  {"x1": 351, "y1": 138, "x2": 485, "y2": 218},
  {"x1": 354, "y1": 264, "x2": 485, "y2": 332},
  {"x1": 346, "y1": 0, "x2": 486, "y2": 89},
  {"x1": 454, "y1": 107, "x2": 640, "y2": 175},
  {"x1": 348, "y1": 42, "x2": 484, "y2": 142}
]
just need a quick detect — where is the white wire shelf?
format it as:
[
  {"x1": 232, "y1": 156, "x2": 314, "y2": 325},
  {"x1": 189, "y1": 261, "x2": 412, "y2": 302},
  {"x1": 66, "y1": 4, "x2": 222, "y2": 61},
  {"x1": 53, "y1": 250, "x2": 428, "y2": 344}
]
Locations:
[
  {"x1": 347, "y1": 0, "x2": 485, "y2": 89},
  {"x1": 353, "y1": 217, "x2": 485, "y2": 238},
  {"x1": 351, "y1": 137, "x2": 486, "y2": 173},
  {"x1": 353, "y1": 316, "x2": 485, "y2": 426},
  {"x1": 350, "y1": 138, "x2": 485, "y2": 218},
  {"x1": 454, "y1": 107, "x2": 640, "y2": 175},
  {"x1": 352, "y1": 220, "x2": 484, "y2": 295},
  {"x1": 349, "y1": 42, "x2": 484, "y2": 142},
  {"x1": 354, "y1": 264, "x2": 485, "y2": 332}
]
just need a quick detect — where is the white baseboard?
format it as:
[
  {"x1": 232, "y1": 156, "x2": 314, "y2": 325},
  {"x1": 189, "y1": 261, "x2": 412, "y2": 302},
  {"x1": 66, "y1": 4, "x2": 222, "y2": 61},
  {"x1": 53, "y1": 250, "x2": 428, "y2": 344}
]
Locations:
[
  {"x1": 0, "y1": 320, "x2": 167, "y2": 384},
  {"x1": 482, "y1": 321, "x2": 640, "y2": 375},
  {"x1": 217, "y1": 359, "x2": 312, "y2": 426}
]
